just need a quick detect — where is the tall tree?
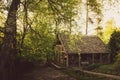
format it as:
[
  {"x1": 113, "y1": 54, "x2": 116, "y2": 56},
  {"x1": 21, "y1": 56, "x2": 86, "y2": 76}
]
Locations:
[
  {"x1": 0, "y1": 0, "x2": 80, "y2": 79},
  {"x1": 85, "y1": 0, "x2": 102, "y2": 35},
  {"x1": 19, "y1": 0, "x2": 80, "y2": 61},
  {"x1": 108, "y1": 30, "x2": 120, "y2": 62},
  {"x1": 101, "y1": 19, "x2": 115, "y2": 44},
  {"x1": 0, "y1": 0, "x2": 20, "y2": 80}
]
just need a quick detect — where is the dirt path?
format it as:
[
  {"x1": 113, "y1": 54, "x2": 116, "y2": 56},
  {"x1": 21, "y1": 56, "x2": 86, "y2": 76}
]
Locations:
[{"x1": 19, "y1": 65, "x2": 76, "y2": 80}]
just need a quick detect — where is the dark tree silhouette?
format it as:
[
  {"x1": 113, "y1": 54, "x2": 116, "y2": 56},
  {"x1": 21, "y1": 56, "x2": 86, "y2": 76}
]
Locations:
[{"x1": 0, "y1": 0, "x2": 20, "y2": 80}]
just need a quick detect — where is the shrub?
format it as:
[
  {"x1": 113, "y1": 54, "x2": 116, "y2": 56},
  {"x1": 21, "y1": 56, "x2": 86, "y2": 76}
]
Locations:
[
  {"x1": 114, "y1": 53, "x2": 120, "y2": 72},
  {"x1": 109, "y1": 30, "x2": 120, "y2": 54},
  {"x1": 86, "y1": 63, "x2": 102, "y2": 70}
]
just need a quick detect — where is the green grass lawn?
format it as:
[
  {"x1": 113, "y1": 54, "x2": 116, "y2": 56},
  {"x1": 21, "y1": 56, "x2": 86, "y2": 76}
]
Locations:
[
  {"x1": 86, "y1": 64, "x2": 120, "y2": 76},
  {"x1": 62, "y1": 63, "x2": 120, "y2": 80},
  {"x1": 63, "y1": 64, "x2": 120, "y2": 80},
  {"x1": 96, "y1": 65, "x2": 120, "y2": 75},
  {"x1": 64, "y1": 69, "x2": 109, "y2": 80}
]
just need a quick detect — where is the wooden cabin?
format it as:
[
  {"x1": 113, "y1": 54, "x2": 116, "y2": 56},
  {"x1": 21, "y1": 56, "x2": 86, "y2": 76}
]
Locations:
[{"x1": 54, "y1": 34, "x2": 110, "y2": 67}]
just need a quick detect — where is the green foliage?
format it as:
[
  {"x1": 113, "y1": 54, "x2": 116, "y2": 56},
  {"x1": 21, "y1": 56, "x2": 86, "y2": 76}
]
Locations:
[
  {"x1": 69, "y1": 33, "x2": 82, "y2": 52},
  {"x1": 88, "y1": 0, "x2": 102, "y2": 15},
  {"x1": 114, "y1": 53, "x2": 120, "y2": 72},
  {"x1": 64, "y1": 69, "x2": 108, "y2": 80},
  {"x1": 86, "y1": 63, "x2": 102, "y2": 70},
  {"x1": 26, "y1": 0, "x2": 80, "y2": 24},
  {"x1": 101, "y1": 19, "x2": 115, "y2": 44},
  {"x1": 98, "y1": 64, "x2": 114, "y2": 72},
  {"x1": 16, "y1": 0, "x2": 80, "y2": 63},
  {"x1": 21, "y1": 23, "x2": 55, "y2": 62},
  {"x1": 108, "y1": 30, "x2": 120, "y2": 54},
  {"x1": 59, "y1": 31, "x2": 82, "y2": 53},
  {"x1": 86, "y1": 0, "x2": 102, "y2": 25},
  {"x1": 92, "y1": 64, "x2": 119, "y2": 75}
]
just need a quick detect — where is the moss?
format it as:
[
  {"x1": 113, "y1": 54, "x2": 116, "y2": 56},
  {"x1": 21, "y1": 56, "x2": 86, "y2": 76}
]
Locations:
[
  {"x1": 92, "y1": 64, "x2": 120, "y2": 76},
  {"x1": 85, "y1": 63, "x2": 102, "y2": 70},
  {"x1": 64, "y1": 69, "x2": 108, "y2": 80}
]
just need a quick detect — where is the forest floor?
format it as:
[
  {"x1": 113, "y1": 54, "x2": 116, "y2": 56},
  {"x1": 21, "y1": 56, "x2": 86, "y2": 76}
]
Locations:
[
  {"x1": 17, "y1": 63, "x2": 120, "y2": 80},
  {"x1": 18, "y1": 64, "x2": 76, "y2": 80}
]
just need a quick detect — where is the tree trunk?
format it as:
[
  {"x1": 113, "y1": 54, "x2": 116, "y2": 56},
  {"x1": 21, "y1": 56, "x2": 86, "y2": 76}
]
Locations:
[
  {"x1": 86, "y1": 0, "x2": 88, "y2": 35},
  {"x1": 0, "y1": 0, "x2": 20, "y2": 80},
  {"x1": 20, "y1": 0, "x2": 28, "y2": 55}
]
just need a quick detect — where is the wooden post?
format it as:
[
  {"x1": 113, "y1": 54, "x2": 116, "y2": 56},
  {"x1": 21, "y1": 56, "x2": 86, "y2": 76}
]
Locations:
[
  {"x1": 100, "y1": 54, "x2": 102, "y2": 64},
  {"x1": 54, "y1": 49, "x2": 56, "y2": 61},
  {"x1": 66, "y1": 55, "x2": 69, "y2": 67},
  {"x1": 108, "y1": 54, "x2": 111, "y2": 63},
  {"x1": 92, "y1": 54, "x2": 95, "y2": 64},
  {"x1": 78, "y1": 54, "x2": 81, "y2": 67},
  {"x1": 54, "y1": 47, "x2": 57, "y2": 62},
  {"x1": 59, "y1": 52, "x2": 60, "y2": 63},
  {"x1": 57, "y1": 52, "x2": 59, "y2": 63}
]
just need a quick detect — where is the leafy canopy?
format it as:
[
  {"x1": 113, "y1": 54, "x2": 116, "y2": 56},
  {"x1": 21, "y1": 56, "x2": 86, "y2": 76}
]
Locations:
[{"x1": 18, "y1": 0, "x2": 80, "y2": 61}]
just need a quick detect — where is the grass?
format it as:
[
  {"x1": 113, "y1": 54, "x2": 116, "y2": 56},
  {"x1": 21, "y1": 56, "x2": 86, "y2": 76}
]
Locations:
[
  {"x1": 64, "y1": 69, "x2": 109, "y2": 80},
  {"x1": 86, "y1": 64, "x2": 120, "y2": 76},
  {"x1": 85, "y1": 63, "x2": 102, "y2": 70},
  {"x1": 93, "y1": 64, "x2": 120, "y2": 75},
  {"x1": 63, "y1": 64, "x2": 120, "y2": 80}
]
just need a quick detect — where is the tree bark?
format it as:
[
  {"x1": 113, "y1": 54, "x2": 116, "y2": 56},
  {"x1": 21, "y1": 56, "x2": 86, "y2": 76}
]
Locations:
[
  {"x1": 86, "y1": 0, "x2": 88, "y2": 35},
  {"x1": 0, "y1": 0, "x2": 20, "y2": 80},
  {"x1": 20, "y1": 0, "x2": 28, "y2": 55}
]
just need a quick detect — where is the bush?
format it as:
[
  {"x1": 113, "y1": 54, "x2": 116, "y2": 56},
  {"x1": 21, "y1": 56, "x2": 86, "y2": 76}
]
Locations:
[
  {"x1": 86, "y1": 63, "x2": 102, "y2": 70},
  {"x1": 109, "y1": 30, "x2": 120, "y2": 54},
  {"x1": 114, "y1": 53, "x2": 120, "y2": 72},
  {"x1": 64, "y1": 69, "x2": 108, "y2": 80}
]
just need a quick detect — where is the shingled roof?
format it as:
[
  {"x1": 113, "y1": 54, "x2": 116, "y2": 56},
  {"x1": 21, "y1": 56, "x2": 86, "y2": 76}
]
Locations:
[{"x1": 58, "y1": 34, "x2": 109, "y2": 54}]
